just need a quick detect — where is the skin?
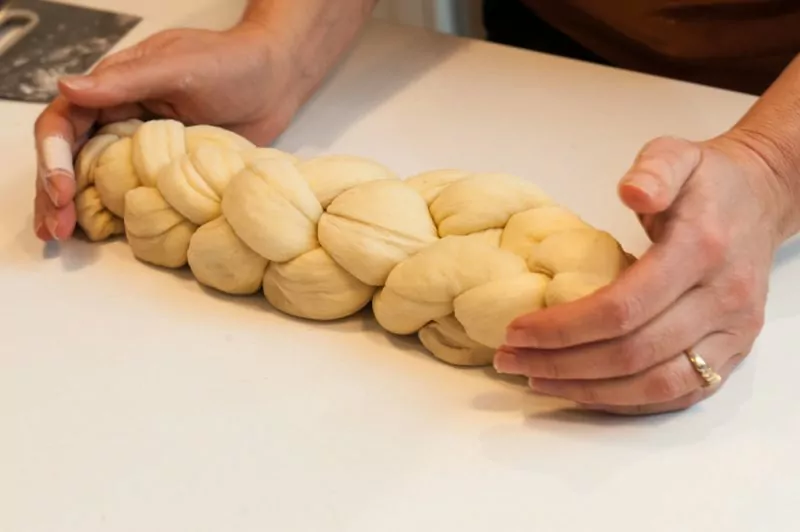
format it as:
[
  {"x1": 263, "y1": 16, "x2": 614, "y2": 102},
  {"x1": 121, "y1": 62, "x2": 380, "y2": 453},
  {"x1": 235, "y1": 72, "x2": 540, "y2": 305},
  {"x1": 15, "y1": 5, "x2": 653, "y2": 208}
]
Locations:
[
  {"x1": 32, "y1": 1, "x2": 800, "y2": 415},
  {"x1": 498, "y1": 55, "x2": 800, "y2": 414},
  {"x1": 33, "y1": 0, "x2": 377, "y2": 241}
]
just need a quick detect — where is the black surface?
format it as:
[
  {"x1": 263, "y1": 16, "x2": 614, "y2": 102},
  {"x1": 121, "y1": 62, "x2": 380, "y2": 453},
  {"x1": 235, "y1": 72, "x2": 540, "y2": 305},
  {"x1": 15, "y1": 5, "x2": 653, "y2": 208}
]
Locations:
[
  {"x1": 482, "y1": 0, "x2": 610, "y2": 66},
  {"x1": 0, "y1": 0, "x2": 141, "y2": 103}
]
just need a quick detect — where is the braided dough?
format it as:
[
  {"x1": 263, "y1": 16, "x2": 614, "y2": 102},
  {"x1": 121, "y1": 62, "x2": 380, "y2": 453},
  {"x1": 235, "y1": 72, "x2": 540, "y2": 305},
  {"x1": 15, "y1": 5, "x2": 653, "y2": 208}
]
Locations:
[{"x1": 74, "y1": 119, "x2": 634, "y2": 367}]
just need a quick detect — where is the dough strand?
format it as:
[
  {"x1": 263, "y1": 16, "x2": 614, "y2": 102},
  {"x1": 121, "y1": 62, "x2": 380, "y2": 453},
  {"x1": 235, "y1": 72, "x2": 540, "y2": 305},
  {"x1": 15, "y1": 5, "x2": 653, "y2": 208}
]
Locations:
[{"x1": 74, "y1": 119, "x2": 634, "y2": 367}]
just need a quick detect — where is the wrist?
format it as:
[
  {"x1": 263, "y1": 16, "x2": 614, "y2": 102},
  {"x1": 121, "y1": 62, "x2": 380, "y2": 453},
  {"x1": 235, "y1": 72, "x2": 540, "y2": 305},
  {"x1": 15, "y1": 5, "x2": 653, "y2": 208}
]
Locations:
[
  {"x1": 235, "y1": 1, "x2": 375, "y2": 97},
  {"x1": 719, "y1": 126, "x2": 800, "y2": 245},
  {"x1": 223, "y1": 18, "x2": 315, "y2": 114},
  {"x1": 723, "y1": 53, "x2": 800, "y2": 244}
]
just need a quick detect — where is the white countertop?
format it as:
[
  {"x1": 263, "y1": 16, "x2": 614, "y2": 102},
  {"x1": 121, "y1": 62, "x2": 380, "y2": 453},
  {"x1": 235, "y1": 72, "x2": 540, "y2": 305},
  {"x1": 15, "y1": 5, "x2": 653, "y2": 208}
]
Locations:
[{"x1": 3, "y1": 1, "x2": 800, "y2": 531}]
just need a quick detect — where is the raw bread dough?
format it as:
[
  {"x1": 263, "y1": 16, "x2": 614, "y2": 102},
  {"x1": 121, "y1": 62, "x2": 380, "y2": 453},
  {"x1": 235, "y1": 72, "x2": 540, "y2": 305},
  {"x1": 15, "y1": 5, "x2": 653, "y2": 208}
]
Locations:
[
  {"x1": 318, "y1": 179, "x2": 439, "y2": 286},
  {"x1": 297, "y1": 154, "x2": 398, "y2": 208},
  {"x1": 73, "y1": 119, "x2": 634, "y2": 368},
  {"x1": 263, "y1": 247, "x2": 376, "y2": 321},
  {"x1": 187, "y1": 216, "x2": 269, "y2": 295},
  {"x1": 74, "y1": 119, "x2": 144, "y2": 240}
]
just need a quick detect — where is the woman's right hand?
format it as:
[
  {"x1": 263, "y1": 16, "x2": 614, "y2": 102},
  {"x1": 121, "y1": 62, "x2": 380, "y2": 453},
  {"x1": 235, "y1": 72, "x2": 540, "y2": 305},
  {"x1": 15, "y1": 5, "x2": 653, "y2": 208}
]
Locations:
[{"x1": 34, "y1": 22, "x2": 318, "y2": 242}]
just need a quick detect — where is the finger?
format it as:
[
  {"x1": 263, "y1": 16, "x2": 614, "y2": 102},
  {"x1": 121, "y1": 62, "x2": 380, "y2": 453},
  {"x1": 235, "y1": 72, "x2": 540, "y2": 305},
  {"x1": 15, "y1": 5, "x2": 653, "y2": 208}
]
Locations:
[
  {"x1": 526, "y1": 333, "x2": 736, "y2": 406},
  {"x1": 34, "y1": 180, "x2": 53, "y2": 240},
  {"x1": 227, "y1": 107, "x2": 298, "y2": 147},
  {"x1": 580, "y1": 352, "x2": 747, "y2": 415},
  {"x1": 58, "y1": 55, "x2": 185, "y2": 109},
  {"x1": 618, "y1": 136, "x2": 702, "y2": 214},
  {"x1": 34, "y1": 177, "x2": 76, "y2": 241},
  {"x1": 140, "y1": 100, "x2": 181, "y2": 121},
  {"x1": 506, "y1": 224, "x2": 709, "y2": 349},
  {"x1": 76, "y1": 49, "x2": 148, "y2": 124},
  {"x1": 496, "y1": 286, "x2": 719, "y2": 380},
  {"x1": 90, "y1": 44, "x2": 144, "y2": 72},
  {"x1": 97, "y1": 103, "x2": 145, "y2": 125},
  {"x1": 34, "y1": 97, "x2": 96, "y2": 240}
]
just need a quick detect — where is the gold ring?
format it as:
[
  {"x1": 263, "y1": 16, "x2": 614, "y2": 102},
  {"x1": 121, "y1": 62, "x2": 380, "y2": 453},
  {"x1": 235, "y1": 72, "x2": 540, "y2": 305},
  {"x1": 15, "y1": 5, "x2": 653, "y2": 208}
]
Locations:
[{"x1": 685, "y1": 348, "x2": 722, "y2": 387}]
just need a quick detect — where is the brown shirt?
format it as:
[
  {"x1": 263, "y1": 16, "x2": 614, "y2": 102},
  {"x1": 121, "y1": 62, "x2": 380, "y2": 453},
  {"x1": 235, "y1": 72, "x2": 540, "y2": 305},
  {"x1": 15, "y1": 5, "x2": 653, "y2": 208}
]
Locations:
[{"x1": 520, "y1": 0, "x2": 800, "y2": 94}]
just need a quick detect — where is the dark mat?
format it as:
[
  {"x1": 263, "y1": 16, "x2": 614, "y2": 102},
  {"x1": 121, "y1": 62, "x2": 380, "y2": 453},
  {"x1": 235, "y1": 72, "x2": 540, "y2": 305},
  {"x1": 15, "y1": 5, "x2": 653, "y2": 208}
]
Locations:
[{"x1": 0, "y1": 0, "x2": 141, "y2": 103}]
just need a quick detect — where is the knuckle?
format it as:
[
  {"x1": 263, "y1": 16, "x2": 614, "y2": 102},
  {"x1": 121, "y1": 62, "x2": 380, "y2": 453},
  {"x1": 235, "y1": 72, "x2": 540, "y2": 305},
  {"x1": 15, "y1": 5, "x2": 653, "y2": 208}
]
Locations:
[
  {"x1": 554, "y1": 325, "x2": 576, "y2": 348},
  {"x1": 92, "y1": 53, "x2": 125, "y2": 72},
  {"x1": 175, "y1": 73, "x2": 195, "y2": 93},
  {"x1": 641, "y1": 135, "x2": 690, "y2": 157},
  {"x1": 636, "y1": 136, "x2": 698, "y2": 177},
  {"x1": 541, "y1": 355, "x2": 561, "y2": 380},
  {"x1": 603, "y1": 294, "x2": 644, "y2": 335},
  {"x1": 575, "y1": 382, "x2": 601, "y2": 405},
  {"x1": 727, "y1": 266, "x2": 757, "y2": 303},
  {"x1": 742, "y1": 306, "x2": 766, "y2": 334},
  {"x1": 695, "y1": 222, "x2": 729, "y2": 267},
  {"x1": 111, "y1": 60, "x2": 140, "y2": 78},
  {"x1": 643, "y1": 367, "x2": 689, "y2": 403},
  {"x1": 615, "y1": 336, "x2": 656, "y2": 376},
  {"x1": 716, "y1": 266, "x2": 763, "y2": 318},
  {"x1": 615, "y1": 350, "x2": 642, "y2": 377}
]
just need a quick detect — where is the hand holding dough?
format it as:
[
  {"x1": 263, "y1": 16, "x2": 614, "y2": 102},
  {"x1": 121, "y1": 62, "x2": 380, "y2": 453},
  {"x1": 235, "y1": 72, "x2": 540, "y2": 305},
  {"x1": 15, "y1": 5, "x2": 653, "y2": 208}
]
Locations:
[{"x1": 74, "y1": 119, "x2": 634, "y2": 368}]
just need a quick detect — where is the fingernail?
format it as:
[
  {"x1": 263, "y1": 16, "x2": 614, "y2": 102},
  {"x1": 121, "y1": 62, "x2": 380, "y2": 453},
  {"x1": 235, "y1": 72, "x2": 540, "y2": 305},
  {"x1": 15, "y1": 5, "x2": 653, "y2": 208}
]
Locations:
[
  {"x1": 528, "y1": 382, "x2": 560, "y2": 398},
  {"x1": 45, "y1": 217, "x2": 60, "y2": 241},
  {"x1": 60, "y1": 75, "x2": 96, "y2": 91},
  {"x1": 43, "y1": 176, "x2": 60, "y2": 205},
  {"x1": 528, "y1": 378, "x2": 550, "y2": 393},
  {"x1": 623, "y1": 174, "x2": 660, "y2": 197},
  {"x1": 494, "y1": 351, "x2": 523, "y2": 375}
]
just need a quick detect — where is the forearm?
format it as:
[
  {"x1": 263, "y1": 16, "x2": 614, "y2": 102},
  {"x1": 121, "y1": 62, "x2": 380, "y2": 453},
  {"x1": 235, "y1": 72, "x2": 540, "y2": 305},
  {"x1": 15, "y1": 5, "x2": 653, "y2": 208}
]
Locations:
[
  {"x1": 728, "y1": 54, "x2": 800, "y2": 240},
  {"x1": 241, "y1": 0, "x2": 378, "y2": 87}
]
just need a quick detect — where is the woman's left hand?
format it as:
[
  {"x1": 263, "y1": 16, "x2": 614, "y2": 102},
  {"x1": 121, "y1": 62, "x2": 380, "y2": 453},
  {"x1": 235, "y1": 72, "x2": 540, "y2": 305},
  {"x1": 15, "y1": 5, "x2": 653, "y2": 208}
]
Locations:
[{"x1": 494, "y1": 133, "x2": 797, "y2": 415}]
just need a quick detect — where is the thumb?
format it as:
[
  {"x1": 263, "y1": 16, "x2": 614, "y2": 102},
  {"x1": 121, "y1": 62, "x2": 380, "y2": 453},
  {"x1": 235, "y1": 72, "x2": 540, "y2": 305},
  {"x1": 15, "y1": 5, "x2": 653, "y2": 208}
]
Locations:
[
  {"x1": 618, "y1": 136, "x2": 703, "y2": 214},
  {"x1": 57, "y1": 56, "x2": 182, "y2": 109}
]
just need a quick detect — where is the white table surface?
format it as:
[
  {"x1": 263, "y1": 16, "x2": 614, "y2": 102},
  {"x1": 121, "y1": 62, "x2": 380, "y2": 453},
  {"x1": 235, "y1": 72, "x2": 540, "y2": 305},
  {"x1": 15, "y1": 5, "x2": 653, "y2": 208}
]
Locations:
[{"x1": 3, "y1": 1, "x2": 800, "y2": 531}]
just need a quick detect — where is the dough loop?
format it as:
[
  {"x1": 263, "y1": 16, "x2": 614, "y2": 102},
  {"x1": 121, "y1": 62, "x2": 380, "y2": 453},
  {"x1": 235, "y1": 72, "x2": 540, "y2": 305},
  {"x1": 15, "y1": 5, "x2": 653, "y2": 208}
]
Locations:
[{"x1": 75, "y1": 120, "x2": 634, "y2": 367}]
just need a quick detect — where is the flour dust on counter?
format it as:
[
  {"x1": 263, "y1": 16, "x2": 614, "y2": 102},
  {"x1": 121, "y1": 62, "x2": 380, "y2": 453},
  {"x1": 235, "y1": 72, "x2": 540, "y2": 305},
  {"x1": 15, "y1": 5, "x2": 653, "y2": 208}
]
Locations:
[{"x1": 0, "y1": 0, "x2": 141, "y2": 103}]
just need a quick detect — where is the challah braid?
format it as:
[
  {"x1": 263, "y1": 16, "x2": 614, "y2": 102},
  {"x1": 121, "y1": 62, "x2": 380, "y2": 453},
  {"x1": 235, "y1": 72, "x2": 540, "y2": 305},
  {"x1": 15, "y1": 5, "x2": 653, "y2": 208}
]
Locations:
[{"x1": 75, "y1": 119, "x2": 634, "y2": 367}]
